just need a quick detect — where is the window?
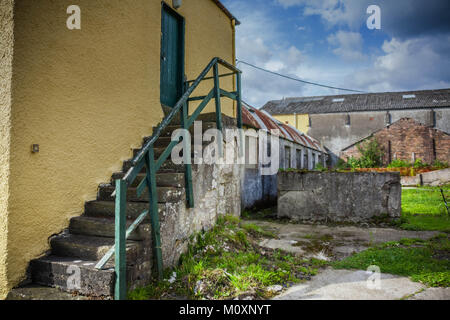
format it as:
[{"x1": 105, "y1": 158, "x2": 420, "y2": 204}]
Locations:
[
  {"x1": 245, "y1": 135, "x2": 258, "y2": 169},
  {"x1": 332, "y1": 98, "x2": 345, "y2": 103},
  {"x1": 284, "y1": 146, "x2": 291, "y2": 169},
  {"x1": 296, "y1": 149, "x2": 302, "y2": 169},
  {"x1": 304, "y1": 152, "x2": 308, "y2": 169},
  {"x1": 307, "y1": 115, "x2": 312, "y2": 127},
  {"x1": 402, "y1": 94, "x2": 416, "y2": 99}
]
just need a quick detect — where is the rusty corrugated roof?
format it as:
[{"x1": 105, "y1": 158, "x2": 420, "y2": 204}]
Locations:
[{"x1": 242, "y1": 103, "x2": 326, "y2": 153}]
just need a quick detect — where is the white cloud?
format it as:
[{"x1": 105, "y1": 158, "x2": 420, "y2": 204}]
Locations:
[
  {"x1": 222, "y1": 0, "x2": 450, "y2": 107},
  {"x1": 327, "y1": 31, "x2": 365, "y2": 61},
  {"x1": 348, "y1": 35, "x2": 450, "y2": 92}
]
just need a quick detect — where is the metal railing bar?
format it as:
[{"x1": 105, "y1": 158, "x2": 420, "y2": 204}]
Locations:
[
  {"x1": 186, "y1": 90, "x2": 215, "y2": 128},
  {"x1": 95, "y1": 210, "x2": 149, "y2": 270},
  {"x1": 155, "y1": 140, "x2": 180, "y2": 172},
  {"x1": 123, "y1": 158, "x2": 147, "y2": 187},
  {"x1": 219, "y1": 89, "x2": 237, "y2": 100},
  {"x1": 132, "y1": 58, "x2": 219, "y2": 167},
  {"x1": 186, "y1": 72, "x2": 236, "y2": 84}
]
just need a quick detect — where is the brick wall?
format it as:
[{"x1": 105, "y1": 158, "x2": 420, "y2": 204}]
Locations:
[{"x1": 340, "y1": 118, "x2": 450, "y2": 165}]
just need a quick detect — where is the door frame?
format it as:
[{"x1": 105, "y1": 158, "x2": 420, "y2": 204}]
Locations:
[{"x1": 160, "y1": 2, "x2": 186, "y2": 107}]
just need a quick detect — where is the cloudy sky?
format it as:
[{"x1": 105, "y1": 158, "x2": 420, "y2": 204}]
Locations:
[{"x1": 221, "y1": 0, "x2": 450, "y2": 108}]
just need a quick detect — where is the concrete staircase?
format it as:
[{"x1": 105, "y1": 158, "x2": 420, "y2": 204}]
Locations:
[{"x1": 16, "y1": 119, "x2": 221, "y2": 299}]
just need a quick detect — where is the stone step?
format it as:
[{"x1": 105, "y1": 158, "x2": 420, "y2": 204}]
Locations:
[
  {"x1": 50, "y1": 234, "x2": 142, "y2": 261},
  {"x1": 133, "y1": 147, "x2": 198, "y2": 160},
  {"x1": 69, "y1": 216, "x2": 150, "y2": 241},
  {"x1": 156, "y1": 122, "x2": 218, "y2": 138},
  {"x1": 111, "y1": 172, "x2": 185, "y2": 188},
  {"x1": 6, "y1": 284, "x2": 91, "y2": 300},
  {"x1": 29, "y1": 256, "x2": 115, "y2": 297},
  {"x1": 122, "y1": 159, "x2": 186, "y2": 173},
  {"x1": 85, "y1": 200, "x2": 156, "y2": 221},
  {"x1": 98, "y1": 185, "x2": 185, "y2": 203}
]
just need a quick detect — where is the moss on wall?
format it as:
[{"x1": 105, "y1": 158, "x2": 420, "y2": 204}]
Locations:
[{"x1": 4, "y1": 0, "x2": 235, "y2": 296}]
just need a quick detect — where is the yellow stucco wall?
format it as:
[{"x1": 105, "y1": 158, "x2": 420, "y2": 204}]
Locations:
[
  {"x1": 2, "y1": 0, "x2": 235, "y2": 297},
  {"x1": 273, "y1": 114, "x2": 310, "y2": 134},
  {"x1": 0, "y1": 0, "x2": 14, "y2": 300}
]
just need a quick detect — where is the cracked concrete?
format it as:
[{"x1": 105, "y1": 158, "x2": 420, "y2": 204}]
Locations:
[
  {"x1": 249, "y1": 220, "x2": 438, "y2": 260},
  {"x1": 273, "y1": 268, "x2": 449, "y2": 300},
  {"x1": 246, "y1": 220, "x2": 448, "y2": 300}
]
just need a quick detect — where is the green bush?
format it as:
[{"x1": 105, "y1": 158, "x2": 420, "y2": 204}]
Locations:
[
  {"x1": 433, "y1": 160, "x2": 449, "y2": 169},
  {"x1": 335, "y1": 158, "x2": 351, "y2": 170},
  {"x1": 347, "y1": 138, "x2": 384, "y2": 169},
  {"x1": 388, "y1": 159, "x2": 411, "y2": 168},
  {"x1": 413, "y1": 159, "x2": 428, "y2": 169},
  {"x1": 314, "y1": 163, "x2": 327, "y2": 172}
]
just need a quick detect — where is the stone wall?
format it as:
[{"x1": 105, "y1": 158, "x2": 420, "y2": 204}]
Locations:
[
  {"x1": 277, "y1": 171, "x2": 401, "y2": 223},
  {"x1": 341, "y1": 118, "x2": 450, "y2": 165},
  {"x1": 159, "y1": 161, "x2": 242, "y2": 271},
  {"x1": 401, "y1": 168, "x2": 450, "y2": 187},
  {"x1": 158, "y1": 121, "x2": 243, "y2": 271}
]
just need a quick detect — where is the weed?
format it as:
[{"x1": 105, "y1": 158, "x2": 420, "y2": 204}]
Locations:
[{"x1": 128, "y1": 215, "x2": 324, "y2": 300}]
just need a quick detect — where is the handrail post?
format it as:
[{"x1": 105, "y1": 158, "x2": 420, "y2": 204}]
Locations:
[
  {"x1": 145, "y1": 148, "x2": 164, "y2": 280},
  {"x1": 213, "y1": 62, "x2": 224, "y2": 158},
  {"x1": 236, "y1": 72, "x2": 244, "y2": 157},
  {"x1": 181, "y1": 89, "x2": 194, "y2": 208},
  {"x1": 114, "y1": 179, "x2": 127, "y2": 300}
]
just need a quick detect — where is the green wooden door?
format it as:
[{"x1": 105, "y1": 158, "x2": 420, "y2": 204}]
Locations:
[{"x1": 160, "y1": 5, "x2": 184, "y2": 108}]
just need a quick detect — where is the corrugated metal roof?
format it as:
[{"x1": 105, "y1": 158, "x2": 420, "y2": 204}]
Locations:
[
  {"x1": 262, "y1": 88, "x2": 450, "y2": 115},
  {"x1": 242, "y1": 103, "x2": 326, "y2": 153}
]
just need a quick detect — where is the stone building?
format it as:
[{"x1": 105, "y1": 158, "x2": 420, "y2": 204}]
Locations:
[
  {"x1": 341, "y1": 118, "x2": 450, "y2": 166},
  {"x1": 241, "y1": 104, "x2": 328, "y2": 209},
  {"x1": 261, "y1": 89, "x2": 450, "y2": 165}
]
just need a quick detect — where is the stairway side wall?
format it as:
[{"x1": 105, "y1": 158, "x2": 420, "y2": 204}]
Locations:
[
  {"x1": 6, "y1": 0, "x2": 235, "y2": 295},
  {"x1": 159, "y1": 128, "x2": 243, "y2": 272}
]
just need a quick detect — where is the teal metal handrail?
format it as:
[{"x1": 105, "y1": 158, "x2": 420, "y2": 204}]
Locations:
[{"x1": 95, "y1": 57, "x2": 242, "y2": 300}]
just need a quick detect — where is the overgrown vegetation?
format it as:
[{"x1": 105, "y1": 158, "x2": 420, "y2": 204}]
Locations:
[
  {"x1": 347, "y1": 138, "x2": 384, "y2": 169},
  {"x1": 388, "y1": 159, "x2": 449, "y2": 170},
  {"x1": 128, "y1": 215, "x2": 326, "y2": 300},
  {"x1": 333, "y1": 234, "x2": 450, "y2": 287}
]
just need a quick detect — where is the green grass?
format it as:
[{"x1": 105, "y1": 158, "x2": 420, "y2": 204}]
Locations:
[
  {"x1": 128, "y1": 215, "x2": 326, "y2": 300},
  {"x1": 333, "y1": 235, "x2": 450, "y2": 287},
  {"x1": 402, "y1": 186, "x2": 449, "y2": 215},
  {"x1": 400, "y1": 186, "x2": 450, "y2": 232}
]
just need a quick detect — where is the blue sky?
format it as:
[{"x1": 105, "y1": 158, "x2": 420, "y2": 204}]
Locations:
[{"x1": 222, "y1": 0, "x2": 450, "y2": 107}]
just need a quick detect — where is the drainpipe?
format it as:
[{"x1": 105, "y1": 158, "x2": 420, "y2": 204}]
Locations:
[{"x1": 231, "y1": 19, "x2": 237, "y2": 118}]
